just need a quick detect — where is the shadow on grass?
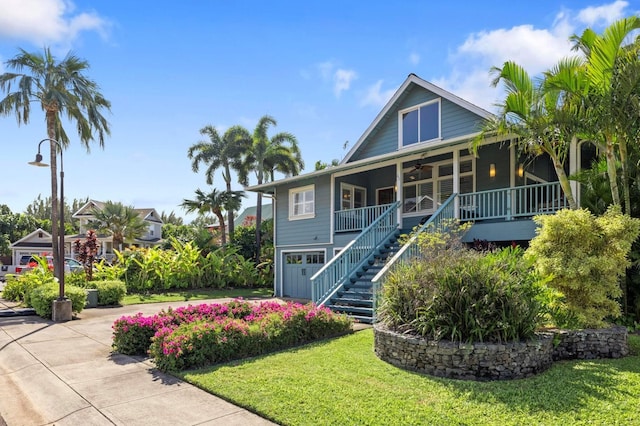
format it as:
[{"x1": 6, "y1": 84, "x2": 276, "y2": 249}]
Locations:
[{"x1": 433, "y1": 336, "x2": 640, "y2": 418}]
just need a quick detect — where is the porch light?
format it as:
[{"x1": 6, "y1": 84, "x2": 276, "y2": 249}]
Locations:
[
  {"x1": 517, "y1": 163, "x2": 524, "y2": 178},
  {"x1": 489, "y1": 163, "x2": 496, "y2": 178}
]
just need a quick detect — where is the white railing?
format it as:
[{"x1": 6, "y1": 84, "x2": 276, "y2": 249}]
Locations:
[{"x1": 335, "y1": 203, "x2": 397, "y2": 232}]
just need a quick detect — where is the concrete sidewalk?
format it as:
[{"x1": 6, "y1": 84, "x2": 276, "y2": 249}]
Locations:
[{"x1": 0, "y1": 299, "x2": 277, "y2": 426}]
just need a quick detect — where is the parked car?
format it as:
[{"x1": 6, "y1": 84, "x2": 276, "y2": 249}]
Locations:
[{"x1": 15, "y1": 256, "x2": 83, "y2": 274}]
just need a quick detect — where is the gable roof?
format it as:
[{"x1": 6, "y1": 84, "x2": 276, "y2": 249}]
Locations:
[
  {"x1": 10, "y1": 228, "x2": 52, "y2": 248},
  {"x1": 72, "y1": 199, "x2": 163, "y2": 224},
  {"x1": 341, "y1": 73, "x2": 493, "y2": 164},
  {"x1": 247, "y1": 74, "x2": 494, "y2": 194}
]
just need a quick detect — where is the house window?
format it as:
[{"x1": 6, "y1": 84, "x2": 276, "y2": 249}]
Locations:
[
  {"x1": 400, "y1": 99, "x2": 441, "y2": 147},
  {"x1": 340, "y1": 183, "x2": 366, "y2": 210},
  {"x1": 289, "y1": 185, "x2": 315, "y2": 220},
  {"x1": 402, "y1": 157, "x2": 474, "y2": 215}
]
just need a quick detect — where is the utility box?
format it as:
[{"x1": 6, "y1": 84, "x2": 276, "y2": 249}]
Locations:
[{"x1": 85, "y1": 289, "x2": 99, "y2": 308}]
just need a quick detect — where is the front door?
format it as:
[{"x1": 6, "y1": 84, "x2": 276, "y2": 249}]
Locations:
[{"x1": 283, "y1": 251, "x2": 325, "y2": 299}]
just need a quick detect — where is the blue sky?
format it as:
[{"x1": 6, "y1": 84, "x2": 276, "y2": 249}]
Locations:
[{"x1": 0, "y1": 0, "x2": 638, "y2": 222}]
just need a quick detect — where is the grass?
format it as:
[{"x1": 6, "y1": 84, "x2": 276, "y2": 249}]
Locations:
[
  {"x1": 181, "y1": 330, "x2": 640, "y2": 426},
  {"x1": 121, "y1": 287, "x2": 273, "y2": 305}
]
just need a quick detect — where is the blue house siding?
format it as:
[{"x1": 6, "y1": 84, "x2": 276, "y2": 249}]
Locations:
[
  {"x1": 275, "y1": 174, "x2": 332, "y2": 247},
  {"x1": 348, "y1": 83, "x2": 486, "y2": 163}
]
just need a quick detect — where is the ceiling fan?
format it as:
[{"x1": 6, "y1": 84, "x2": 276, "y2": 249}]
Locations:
[{"x1": 407, "y1": 161, "x2": 432, "y2": 180}]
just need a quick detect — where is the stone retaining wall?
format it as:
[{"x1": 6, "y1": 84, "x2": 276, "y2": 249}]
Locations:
[
  {"x1": 373, "y1": 324, "x2": 629, "y2": 381},
  {"x1": 373, "y1": 324, "x2": 554, "y2": 381},
  {"x1": 550, "y1": 326, "x2": 628, "y2": 360}
]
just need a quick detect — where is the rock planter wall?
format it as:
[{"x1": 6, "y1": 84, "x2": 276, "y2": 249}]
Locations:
[
  {"x1": 373, "y1": 324, "x2": 554, "y2": 381},
  {"x1": 374, "y1": 324, "x2": 630, "y2": 381},
  {"x1": 550, "y1": 326, "x2": 628, "y2": 360}
]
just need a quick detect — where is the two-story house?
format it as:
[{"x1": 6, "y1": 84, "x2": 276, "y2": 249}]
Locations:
[
  {"x1": 69, "y1": 199, "x2": 163, "y2": 260},
  {"x1": 247, "y1": 73, "x2": 596, "y2": 321}
]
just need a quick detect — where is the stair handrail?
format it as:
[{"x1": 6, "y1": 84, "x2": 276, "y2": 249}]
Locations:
[
  {"x1": 311, "y1": 201, "x2": 401, "y2": 306},
  {"x1": 370, "y1": 193, "x2": 458, "y2": 321}
]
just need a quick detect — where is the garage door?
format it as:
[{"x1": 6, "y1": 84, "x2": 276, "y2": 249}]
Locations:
[{"x1": 283, "y1": 251, "x2": 325, "y2": 299}]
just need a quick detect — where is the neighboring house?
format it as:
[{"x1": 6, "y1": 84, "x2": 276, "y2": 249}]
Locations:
[
  {"x1": 9, "y1": 228, "x2": 54, "y2": 265},
  {"x1": 247, "y1": 74, "x2": 595, "y2": 320},
  {"x1": 69, "y1": 200, "x2": 163, "y2": 259},
  {"x1": 235, "y1": 203, "x2": 273, "y2": 226}
]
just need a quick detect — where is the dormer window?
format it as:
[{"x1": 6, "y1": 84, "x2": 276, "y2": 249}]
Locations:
[{"x1": 400, "y1": 99, "x2": 441, "y2": 147}]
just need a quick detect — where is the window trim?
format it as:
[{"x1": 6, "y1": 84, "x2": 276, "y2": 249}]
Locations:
[
  {"x1": 398, "y1": 98, "x2": 442, "y2": 149},
  {"x1": 340, "y1": 183, "x2": 367, "y2": 210},
  {"x1": 288, "y1": 184, "x2": 315, "y2": 220},
  {"x1": 402, "y1": 156, "x2": 474, "y2": 217}
]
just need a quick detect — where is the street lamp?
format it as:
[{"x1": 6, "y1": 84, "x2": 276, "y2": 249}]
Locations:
[{"x1": 29, "y1": 138, "x2": 70, "y2": 321}]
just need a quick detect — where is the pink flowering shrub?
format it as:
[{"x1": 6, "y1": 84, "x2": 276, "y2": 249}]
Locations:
[{"x1": 112, "y1": 299, "x2": 352, "y2": 371}]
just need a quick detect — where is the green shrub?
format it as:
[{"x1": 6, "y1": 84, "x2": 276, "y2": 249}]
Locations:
[
  {"x1": 378, "y1": 229, "x2": 548, "y2": 343},
  {"x1": 1, "y1": 268, "x2": 55, "y2": 305},
  {"x1": 29, "y1": 283, "x2": 87, "y2": 318},
  {"x1": 526, "y1": 206, "x2": 640, "y2": 328},
  {"x1": 65, "y1": 271, "x2": 88, "y2": 288},
  {"x1": 88, "y1": 280, "x2": 127, "y2": 305}
]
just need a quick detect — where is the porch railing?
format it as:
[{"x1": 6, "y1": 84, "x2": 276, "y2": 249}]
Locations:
[
  {"x1": 458, "y1": 182, "x2": 568, "y2": 221},
  {"x1": 335, "y1": 203, "x2": 397, "y2": 232},
  {"x1": 311, "y1": 201, "x2": 400, "y2": 306},
  {"x1": 370, "y1": 193, "x2": 457, "y2": 321}
]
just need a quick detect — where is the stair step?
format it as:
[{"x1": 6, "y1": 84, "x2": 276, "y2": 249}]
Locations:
[
  {"x1": 330, "y1": 298, "x2": 373, "y2": 307},
  {"x1": 337, "y1": 290, "x2": 373, "y2": 299},
  {"x1": 348, "y1": 314, "x2": 374, "y2": 324},
  {"x1": 328, "y1": 305, "x2": 373, "y2": 315}
]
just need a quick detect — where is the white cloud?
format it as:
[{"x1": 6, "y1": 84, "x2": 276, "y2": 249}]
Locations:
[
  {"x1": 0, "y1": 0, "x2": 109, "y2": 45},
  {"x1": 334, "y1": 68, "x2": 357, "y2": 97},
  {"x1": 409, "y1": 52, "x2": 420, "y2": 65},
  {"x1": 577, "y1": 0, "x2": 628, "y2": 26},
  {"x1": 431, "y1": 1, "x2": 632, "y2": 112},
  {"x1": 360, "y1": 80, "x2": 395, "y2": 108}
]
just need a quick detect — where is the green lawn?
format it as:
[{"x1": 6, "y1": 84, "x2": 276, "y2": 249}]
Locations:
[
  {"x1": 121, "y1": 287, "x2": 273, "y2": 305},
  {"x1": 181, "y1": 330, "x2": 640, "y2": 426}
]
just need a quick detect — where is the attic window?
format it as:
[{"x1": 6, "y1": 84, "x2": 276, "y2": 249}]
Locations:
[
  {"x1": 400, "y1": 99, "x2": 441, "y2": 147},
  {"x1": 38, "y1": 231, "x2": 43, "y2": 238}
]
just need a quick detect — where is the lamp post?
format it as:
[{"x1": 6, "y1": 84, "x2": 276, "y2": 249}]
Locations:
[{"x1": 29, "y1": 138, "x2": 70, "y2": 321}]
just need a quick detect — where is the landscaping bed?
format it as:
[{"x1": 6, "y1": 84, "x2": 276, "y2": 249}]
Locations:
[{"x1": 112, "y1": 299, "x2": 352, "y2": 371}]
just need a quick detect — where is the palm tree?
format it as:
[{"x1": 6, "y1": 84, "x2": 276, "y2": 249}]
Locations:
[
  {"x1": 475, "y1": 61, "x2": 578, "y2": 209},
  {"x1": 566, "y1": 17, "x2": 640, "y2": 213},
  {"x1": 181, "y1": 188, "x2": 245, "y2": 246},
  {"x1": 188, "y1": 125, "x2": 249, "y2": 239},
  {"x1": 238, "y1": 115, "x2": 304, "y2": 260},
  {"x1": 0, "y1": 47, "x2": 111, "y2": 277},
  {"x1": 88, "y1": 201, "x2": 148, "y2": 250}
]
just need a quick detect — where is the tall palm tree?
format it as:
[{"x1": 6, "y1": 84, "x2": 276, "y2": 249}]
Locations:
[
  {"x1": 0, "y1": 47, "x2": 111, "y2": 277},
  {"x1": 181, "y1": 188, "x2": 245, "y2": 246},
  {"x1": 88, "y1": 201, "x2": 148, "y2": 251},
  {"x1": 187, "y1": 125, "x2": 249, "y2": 238},
  {"x1": 475, "y1": 61, "x2": 578, "y2": 209},
  {"x1": 566, "y1": 17, "x2": 640, "y2": 213},
  {"x1": 238, "y1": 115, "x2": 304, "y2": 260}
]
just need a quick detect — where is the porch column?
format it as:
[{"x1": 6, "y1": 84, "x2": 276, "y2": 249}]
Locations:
[
  {"x1": 453, "y1": 149, "x2": 460, "y2": 219},
  {"x1": 396, "y1": 161, "x2": 403, "y2": 228}
]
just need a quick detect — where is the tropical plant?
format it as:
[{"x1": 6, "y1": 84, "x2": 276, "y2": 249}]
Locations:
[
  {"x1": 237, "y1": 115, "x2": 304, "y2": 260},
  {"x1": 72, "y1": 229, "x2": 99, "y2": 281},
  {"x1": 160, "y1": 210, "x2": 184, "y2": 226},
  {"x1": 181, "y1": 188, "x2": 245, "y2": 246},
  {"x1": 475, "y1": 60, "x2": 579, "y2": 208},
  {"x1": 556, "y1": 16, "x2": 640, "y2": 213},
  {"x1": 88, "y1": 201, "x2": 147, "y2": 250},
  {"x1": 0, "y1": 47, "x2": 111, "y2": 278},
  {"x1": 526, "y1": 206, "x2": 640, "y2": 328},
  {"x1": 188, "y1": 125, "x2": 249, "y2": 238}
]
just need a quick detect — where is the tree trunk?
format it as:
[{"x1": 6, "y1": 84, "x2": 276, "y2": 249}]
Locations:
[
  {"x1": 215, "y1": 211, "x2": 227, "y2": 246},
  {"x1": 619, "y1": 138, "x2": 631, "y2": 214},
  {"x1": 225, "y1": 165, "x2": 235, "y2": 240},
  {"x1": 552, "y1": 158, "x2": 577, "y2": 209},
  {"x1": 46, "y1": 113, "x2": 61, "y2": 281},
  {"x1": 605, "y1": 138, "x2": 621, "y2": 206}
]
